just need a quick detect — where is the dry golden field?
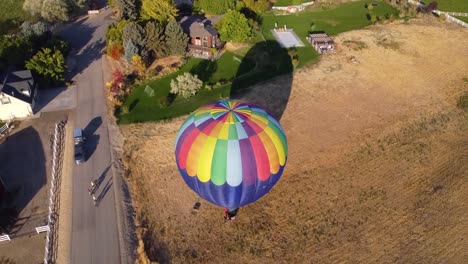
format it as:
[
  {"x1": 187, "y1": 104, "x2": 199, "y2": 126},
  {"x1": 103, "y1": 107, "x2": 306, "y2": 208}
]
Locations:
[{"x1": 122, "y1": 20, "x2": 468, "y2": 264}]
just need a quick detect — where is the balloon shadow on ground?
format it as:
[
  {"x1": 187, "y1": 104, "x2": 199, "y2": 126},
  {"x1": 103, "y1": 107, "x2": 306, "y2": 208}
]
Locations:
[{"x1": 230, "y1": 40, "x2": 294, "y2": 121}]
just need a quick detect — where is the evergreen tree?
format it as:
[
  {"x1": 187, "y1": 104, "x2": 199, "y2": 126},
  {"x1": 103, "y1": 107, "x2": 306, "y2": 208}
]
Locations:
[
  {"x1": 114, "y1": 0, "x2": 138, "y2": 20},
  {"x1": 165, "y1": 19, "x2": 188, "y2": 56},
  {"x1": 122, "y1": 22, "x2": 146, "y2": 49},
  {"x1": 123, "y1": 40, "x2": 138, "y2": 63},
  {"x1": 145, "y1": 21, "x2": 168, "y2": 58}
]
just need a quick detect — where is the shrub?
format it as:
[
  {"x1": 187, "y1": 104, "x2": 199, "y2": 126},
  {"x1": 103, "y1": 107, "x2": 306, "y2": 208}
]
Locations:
[
  {"x1": 170, "y1": 72, "x2": 203, "y2": 98},
  {"x1": 292, "y1": 58, "x2": 299, "y2": 68},
  {"x1": 121, "y1": 105, "x2": 129, "y2": 114},
  {"x1": 439, "y1": 13, "x2": 447, "y2": 21},
  {"x1": 108, "y1": 44, "x2": 124, "y2": 60},
  {"x1": 132, "y1": 55, "x2": 146, "y2": 75},
  {"x1": 123, "y1": 40, "x2": 138, "y2": 63}
]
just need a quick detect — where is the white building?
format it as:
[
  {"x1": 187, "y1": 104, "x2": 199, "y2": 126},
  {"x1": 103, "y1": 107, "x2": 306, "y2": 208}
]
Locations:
[{"x1": 0, "y1": 70, "x2": 37, "y2": 121}]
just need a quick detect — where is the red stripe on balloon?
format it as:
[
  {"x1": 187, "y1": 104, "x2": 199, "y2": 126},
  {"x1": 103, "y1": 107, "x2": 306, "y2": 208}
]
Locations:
[
  {"x1": 249, "y1": 134, "x2": 270, "y2": 181},
  {"x1": 179, "y1": 128, "x2": 201, "y2": 169},
  {"x1": 245, "y1": 119, "x2": 264, "y2": 134}
]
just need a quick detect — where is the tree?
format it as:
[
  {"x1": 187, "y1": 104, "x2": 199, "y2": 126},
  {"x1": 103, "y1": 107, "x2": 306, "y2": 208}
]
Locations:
[
  {"x1": 145, "y1": 21, "x2": 168, "y2": 58},
  {"x1": 23, "y1": 0, "x2": 43, "y2": 17},
  {"x1": 26, "y1": 48, "x2": 66, "y2": 81},
  {"x1": 0, "y1": 36, "x2": 34, "y2": 69},
  {"x1": 170, "y1": 73, "x2": 203, "y2": 98},
  {"x1": 194, "y1": 0, "x2": 235, "y2": 15},
  {"x1": 21, "y1": 21, "x2": 49, "y2": 37},
  {"x1": 114, "y1": 0, "x2": 138, "y2": 20},
  {"x1": 23, "y1": 0, "x2": 70, "y2": 21},
  {"x1": 123, "y1": 40, "x2": 138, "y2": 63},
  {"x1": 426, "y1": 1, "x2": 438, "y2": 13},
  {"x1": 106, "y1": 20, "x2": 129, "y2": 45},
  {"x1": 165, "y1": 19, "x2": 188, "y2": 56},
  {"x1": 217, "y1": 10, "x2": 251, "y2": 42},
  {"x1": 42, "y1": 0, "x2": 70, "y2": 21},
  {"x1": 122, "y1": 22, "x2": 146, "y2": 48},
  {"x1": 241, "y1": 0, "x2": 270, "y2": 13},
  {"x1": 141, "y1": 0, "x2": 177, "y2": 23}
]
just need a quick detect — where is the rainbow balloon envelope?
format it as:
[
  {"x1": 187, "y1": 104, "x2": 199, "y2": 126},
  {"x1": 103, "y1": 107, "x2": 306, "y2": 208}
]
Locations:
[{"x1": 174, "y1": 100, "x2": 288, "y2": 208}]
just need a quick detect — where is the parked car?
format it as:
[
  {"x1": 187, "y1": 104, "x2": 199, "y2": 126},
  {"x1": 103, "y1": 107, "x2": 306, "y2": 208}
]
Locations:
[{"x1": 74, "y1": 128, "x2": 86, "y2": 164}]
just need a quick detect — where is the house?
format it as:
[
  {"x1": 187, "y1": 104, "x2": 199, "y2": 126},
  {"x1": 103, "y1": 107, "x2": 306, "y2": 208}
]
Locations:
[
  {"x1": 307, "y1": 33, "x2": 335, "y2": 54},
  {"x1": 0, "y1": 70, "x2": 37, "y2": 121},
  {"x1": 180, "y1": 15, "x2": 225, "y2": 59}
]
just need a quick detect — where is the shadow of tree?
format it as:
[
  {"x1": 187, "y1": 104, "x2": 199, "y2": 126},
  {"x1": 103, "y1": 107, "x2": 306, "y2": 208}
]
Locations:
[
  {"x1": 189, "y1": 60, "x2": 217, "y2": 83},
  {"x1": 56, "y1": 15, "x2": 108, "y2": 81}
]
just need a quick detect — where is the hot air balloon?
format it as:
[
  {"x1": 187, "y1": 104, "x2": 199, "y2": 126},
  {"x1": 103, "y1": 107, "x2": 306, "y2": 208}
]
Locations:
[{"x1": 174, "y1": 100, "x2": 288, "y2": 212}]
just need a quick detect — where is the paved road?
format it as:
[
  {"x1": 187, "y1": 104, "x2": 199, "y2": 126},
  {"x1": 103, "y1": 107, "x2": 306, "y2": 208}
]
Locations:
[{"x1": 57, "y1": 9, "x2": 121, "y2": 263}]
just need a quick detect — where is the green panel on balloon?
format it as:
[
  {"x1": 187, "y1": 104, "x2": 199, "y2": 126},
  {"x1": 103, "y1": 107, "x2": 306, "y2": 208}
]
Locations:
[
  {"x1": 211, "y1": 140, "x2": 228, "y2": 185},
  {"x1": 228, "y1": 124, "x2": 238, "y2": 140}
]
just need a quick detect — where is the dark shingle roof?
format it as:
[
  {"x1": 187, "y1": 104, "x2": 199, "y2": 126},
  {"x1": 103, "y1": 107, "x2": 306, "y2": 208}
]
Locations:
[
  {"x1": 0, "y1": 70, "x2": 35, "y2": 104},
  {"x1": 180, "y1": 15, "x2": 219, "y2": 37}
]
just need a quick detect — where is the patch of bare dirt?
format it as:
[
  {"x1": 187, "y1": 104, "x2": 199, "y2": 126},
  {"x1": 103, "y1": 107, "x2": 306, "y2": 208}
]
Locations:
[
  {"x1": 148, "y1": 55, "x2": 183, "y2": 71},
  {"x1": 123, "y1": 22, "x2": 468, "y2": 264}
]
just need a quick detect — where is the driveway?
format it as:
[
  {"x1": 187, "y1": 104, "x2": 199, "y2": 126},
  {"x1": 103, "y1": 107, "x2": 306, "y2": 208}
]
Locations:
[
  {"x1": 34, "y1": 86, "x2": 77, "y2": 114},
  {"x1": 56, "y1": 8, "x2": 126, "y2": 264}
]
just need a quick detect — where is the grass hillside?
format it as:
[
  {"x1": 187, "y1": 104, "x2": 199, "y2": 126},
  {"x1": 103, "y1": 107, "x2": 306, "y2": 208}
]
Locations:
[{"x1": 436, "y1": 0, "x2": 468, "y2": 12}]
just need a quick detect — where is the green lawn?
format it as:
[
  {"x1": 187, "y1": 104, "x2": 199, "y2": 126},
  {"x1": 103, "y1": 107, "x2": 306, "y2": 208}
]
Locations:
[
  {"x1": 273, "y1": 0, "x2": 310, "y2": 6},
  {"x1": 262, "y1": 0, "x2": 398, "y2": 67},
  {"x1": 0, "y1": 0, "x2": 34, "y2": 35},
  {"x1": 436, "y1": 0, "x2": 468, "y2": 12},
  {"x1": 119, "y1": 0, "x2": 399, "y2": 123},
  {"x1": 118, "y1": 52, "x2": 255, "y2": 123},
  {"x1": 454, "y1": 16, "x2": 468, "y2": 22}
]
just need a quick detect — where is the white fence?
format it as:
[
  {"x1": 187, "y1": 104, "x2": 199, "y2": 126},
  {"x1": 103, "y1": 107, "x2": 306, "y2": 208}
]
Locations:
[
  {"x1": 433, "y1": 10, "x2": 468, "y2": 28},
  {"x1": 440, "y1": 12, "x2": 468, "y2": 17},
  {"x1": 0, "y1": 122, "x2": 9, "y2": 134},
  {"x1": 272, "y1": 1, "x2": 314, "y2": 12},
  {"x1": 0, "y1": 235, "x2": 11, "y2": 242},
  {"x1": 36, "y1": 225, "x2": 50, "y2": 234},
  {"x1": 43, "y1": 120, "x2": 66, "y2": 264}
]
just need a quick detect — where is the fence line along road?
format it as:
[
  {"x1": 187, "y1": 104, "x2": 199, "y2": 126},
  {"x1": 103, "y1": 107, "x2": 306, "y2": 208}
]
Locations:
[
  {"x1": 433, "y1": 10, "x2": 468, "y2": 28},
  {"x1": 0, "y1": 122, "x2": 9, "y2": 134},
  {"x1": 43, "y1": 120, "x2": 67, "y2": 264},
  {"x1": 440, "y1": 12, "x2": 468, "y2": 17}
]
